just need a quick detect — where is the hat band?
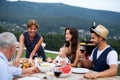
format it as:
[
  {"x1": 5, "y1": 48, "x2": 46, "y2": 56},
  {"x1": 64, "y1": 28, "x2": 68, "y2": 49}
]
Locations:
[{"x1": 94, "y1": 29, "x2": 105, "y2": 38}]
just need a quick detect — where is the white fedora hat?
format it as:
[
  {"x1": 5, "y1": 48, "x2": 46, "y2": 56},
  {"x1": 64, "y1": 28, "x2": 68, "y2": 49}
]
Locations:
[{"x1": 91, "y1": 25, "x2": 109, "y2": 39}]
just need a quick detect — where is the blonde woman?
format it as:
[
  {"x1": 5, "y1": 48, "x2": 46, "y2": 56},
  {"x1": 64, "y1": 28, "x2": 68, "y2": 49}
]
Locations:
[{"x1": 16, "y1": 19, "x2": 46, "y2": 61}]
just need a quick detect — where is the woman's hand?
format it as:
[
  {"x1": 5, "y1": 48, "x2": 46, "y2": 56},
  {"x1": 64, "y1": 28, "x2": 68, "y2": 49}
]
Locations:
[
  {"x1": 29, "y1": 53, "x2": 36, "y2": 60},
  {"x1": 29, "y1": 56, "x2": 33, "y2": 60}
]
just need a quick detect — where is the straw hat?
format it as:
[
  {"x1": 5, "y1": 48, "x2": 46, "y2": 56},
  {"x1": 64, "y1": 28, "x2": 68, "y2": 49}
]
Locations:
[{"x1": 91, "y1": 25, "x2": 109, "y2": 39}]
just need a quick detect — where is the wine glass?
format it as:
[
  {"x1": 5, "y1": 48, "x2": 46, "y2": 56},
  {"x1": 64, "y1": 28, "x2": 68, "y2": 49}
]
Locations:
[
  {"x1": 80, "y1": 45, "x2": 86, "y2": 53},
  {"x1": 32, "y1": 53, "x2": 38, "y2": 60},
  {"x1": 33, "y1": 55, "x2": 37, "y2": 60},
  {"x1": 80, "y1": 45, "x2": 86, "y2": 61},
  {"x1": 54, "y1": 69, "x2": 62, "y2": 79}
]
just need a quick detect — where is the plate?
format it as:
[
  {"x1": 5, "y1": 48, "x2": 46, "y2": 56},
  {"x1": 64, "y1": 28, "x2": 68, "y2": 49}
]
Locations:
[
  {"x1": 18, "y1": 76, "x2": 40, "y2": 80},
  {"x1": 71, "y1": 68, "x2": 89, "y2": 73}
]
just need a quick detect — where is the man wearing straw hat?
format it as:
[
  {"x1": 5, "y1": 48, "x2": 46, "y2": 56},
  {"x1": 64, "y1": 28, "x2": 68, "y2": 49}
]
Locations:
[{"x1": 80, "y1": 25, "x2": 118, "y2": 79}]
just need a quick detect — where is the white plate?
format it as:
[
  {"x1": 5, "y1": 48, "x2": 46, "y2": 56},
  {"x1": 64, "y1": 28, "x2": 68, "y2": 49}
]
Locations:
[
  {"x1": 18, "y1": 76, "x2": 40, "y2": 80},
  {"x1": 71, "y1": 68, "x2": 89, "y2": 73}
]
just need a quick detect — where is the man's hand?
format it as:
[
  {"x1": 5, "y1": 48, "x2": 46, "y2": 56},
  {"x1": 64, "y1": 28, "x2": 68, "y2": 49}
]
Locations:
[
  {"x1": 29, "y1": 67, "x2": 40, "y2": 74},
  {"x1": 84, "y1": 71, "x2": 98, "y2": 79},
  {"x1": 79, "y1": 52, "x2": 86, "y2": 61},
  {"x1": 22, "y1": 67, "x2": 40, "y2": 74},
  {"x1": 13, "y1": 59, "x2": 20, "y2": 67}
]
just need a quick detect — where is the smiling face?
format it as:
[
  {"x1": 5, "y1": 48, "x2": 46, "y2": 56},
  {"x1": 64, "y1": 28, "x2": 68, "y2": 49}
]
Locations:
[
  {"x1": 28, "y1": 25, "x2": 38, "y2": 37},
  {"x1": 27, "y1": 19, "x2": 39, "y2": 37},
  {"x1": 90, "y1": 33, "x2": 100, "y2": 46},
  {"x1": 65, "y1": 29, "x2": 72, "y2": 42}
]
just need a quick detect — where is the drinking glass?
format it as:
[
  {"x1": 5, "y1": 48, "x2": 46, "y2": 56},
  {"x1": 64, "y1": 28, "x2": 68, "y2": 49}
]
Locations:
[
  {"x1": 80, "y1": 45, "x2": 86, "y2": 61},
  {"x1": 54, "y1": 69, "x2": 62, "y2": 79},
  {"x1": 33, "y1": 55, "x2": 37, "y2": 60},
  {"x1": 80, "y1": 45, "x2": 86, "y2": 53}
]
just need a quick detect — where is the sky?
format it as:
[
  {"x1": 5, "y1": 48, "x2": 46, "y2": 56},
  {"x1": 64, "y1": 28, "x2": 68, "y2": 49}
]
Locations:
[{"x1": 8, "y1": 0, "x2": 120, "y2": 13}]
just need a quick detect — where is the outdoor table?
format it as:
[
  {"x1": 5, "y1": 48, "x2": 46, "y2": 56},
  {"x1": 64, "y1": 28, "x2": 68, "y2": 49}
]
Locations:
[
  {"x1": 13, "y1": 72, "x2": 120, "y2": 80},
  {"x1": 10, "y1": 59, "x2": 120, "y2": 80}
]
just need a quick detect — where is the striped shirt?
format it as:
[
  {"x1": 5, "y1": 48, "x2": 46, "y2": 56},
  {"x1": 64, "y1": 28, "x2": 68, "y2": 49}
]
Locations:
[{"x1": 0, "y1": 52, "x2": 22, "y2": 80}]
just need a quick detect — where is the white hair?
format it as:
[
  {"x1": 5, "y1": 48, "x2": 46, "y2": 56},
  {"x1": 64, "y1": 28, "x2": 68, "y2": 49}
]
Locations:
[{"x1": 0, "y1": 32, "x2": 17, "y2": 49}]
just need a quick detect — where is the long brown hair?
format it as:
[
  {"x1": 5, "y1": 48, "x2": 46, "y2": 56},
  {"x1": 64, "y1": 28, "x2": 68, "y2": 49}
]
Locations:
[{"x1": 64, "y1": 27, "x2": 79, "y2": 63}]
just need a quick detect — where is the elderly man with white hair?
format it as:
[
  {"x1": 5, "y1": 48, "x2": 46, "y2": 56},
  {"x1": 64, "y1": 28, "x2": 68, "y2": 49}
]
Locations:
[{"x1": 0, "y1": 32, "x2": 39, "y2": 80}]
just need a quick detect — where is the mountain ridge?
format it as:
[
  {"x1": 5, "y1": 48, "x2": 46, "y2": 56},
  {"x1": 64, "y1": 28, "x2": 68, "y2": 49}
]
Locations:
[{"x1": 0, "y1": 0, "x2": 120, "y2": 38}]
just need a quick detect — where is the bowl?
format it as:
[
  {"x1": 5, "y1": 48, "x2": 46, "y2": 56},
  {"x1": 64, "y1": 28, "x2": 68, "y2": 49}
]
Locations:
[{"x1": 38, "y1": 62, "x2": 55, "y2": 73}]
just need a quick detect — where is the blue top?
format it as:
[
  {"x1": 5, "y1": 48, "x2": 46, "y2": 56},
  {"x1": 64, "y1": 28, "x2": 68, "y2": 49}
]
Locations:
[
  {"x1": 92, "y1": 47, "x2": 113, "y2": 72},
  {"x1": 23, "y1": 32, "x2": 46, "y2": 61},
  {"x1": 0, "y1": 52, "x2": 22, "y2": 80}
]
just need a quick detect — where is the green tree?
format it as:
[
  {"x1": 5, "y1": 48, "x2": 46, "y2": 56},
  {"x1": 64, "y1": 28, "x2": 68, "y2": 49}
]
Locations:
[{"x1": 42, "y1": 33, "x2": 65, "y2": 51}]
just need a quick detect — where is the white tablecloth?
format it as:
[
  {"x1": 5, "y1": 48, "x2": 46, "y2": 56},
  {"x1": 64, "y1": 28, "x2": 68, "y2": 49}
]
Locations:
[{"x1": 14, "y1": 72, "x2": 120, "y2": 80}]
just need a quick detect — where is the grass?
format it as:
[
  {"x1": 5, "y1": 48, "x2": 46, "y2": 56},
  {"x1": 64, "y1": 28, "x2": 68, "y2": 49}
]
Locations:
[
  {"x1": 45, "y1": 52, "x2": 57, "y2": 59},
  {"x1": 15, "y1": 51, "x2": 57, "y2": 60}
]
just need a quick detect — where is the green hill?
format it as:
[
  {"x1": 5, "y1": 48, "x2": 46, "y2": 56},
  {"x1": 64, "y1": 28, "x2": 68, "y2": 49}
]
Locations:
[{"x1": 0, "y1": 0, "x2": 120, "y2": 38}]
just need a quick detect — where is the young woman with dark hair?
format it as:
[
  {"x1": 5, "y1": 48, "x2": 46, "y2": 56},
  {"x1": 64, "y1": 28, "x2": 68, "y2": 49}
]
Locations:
[{"x1": 64, "y1": 27, "x2": 82, "y2": 67}]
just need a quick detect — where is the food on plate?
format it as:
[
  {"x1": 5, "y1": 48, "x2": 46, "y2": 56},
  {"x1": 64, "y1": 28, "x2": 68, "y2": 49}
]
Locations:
[
  {"x1": 19, "y1": 58, "x2": 34, "y2": 68},
  {"x1": 57, "y1": 64, "x2": 71, "y2": 74},
  {"x1": 56, "y1": 64, "x2": 71, "y2": 77}
]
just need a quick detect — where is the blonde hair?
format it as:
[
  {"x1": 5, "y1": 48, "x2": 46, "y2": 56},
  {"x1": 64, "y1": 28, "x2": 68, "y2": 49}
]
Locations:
[
  {"x1": 27, "y1": 19, "x2": 39, "y2": 29},
  {"x1": 60, "y1": 47, "x2": 68, "y2": 55}
]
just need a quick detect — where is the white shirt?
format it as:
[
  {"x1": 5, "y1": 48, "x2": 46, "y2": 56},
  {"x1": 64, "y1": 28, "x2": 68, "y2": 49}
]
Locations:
[
  {"x1": 55, "y1": 55, "x2": 70, "y2": 64},
  {"x1": 89, "y1": 45, "x2": 118, "y2": 65},
  {"x1": 0, "y1": 52, "x2": 22, "y2": 80}
]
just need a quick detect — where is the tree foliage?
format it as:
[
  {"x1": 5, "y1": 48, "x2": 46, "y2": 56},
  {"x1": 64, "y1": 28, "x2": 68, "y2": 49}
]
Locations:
[{"x1": 42, "y1": 33, "x2": 65, "y2": 51}]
